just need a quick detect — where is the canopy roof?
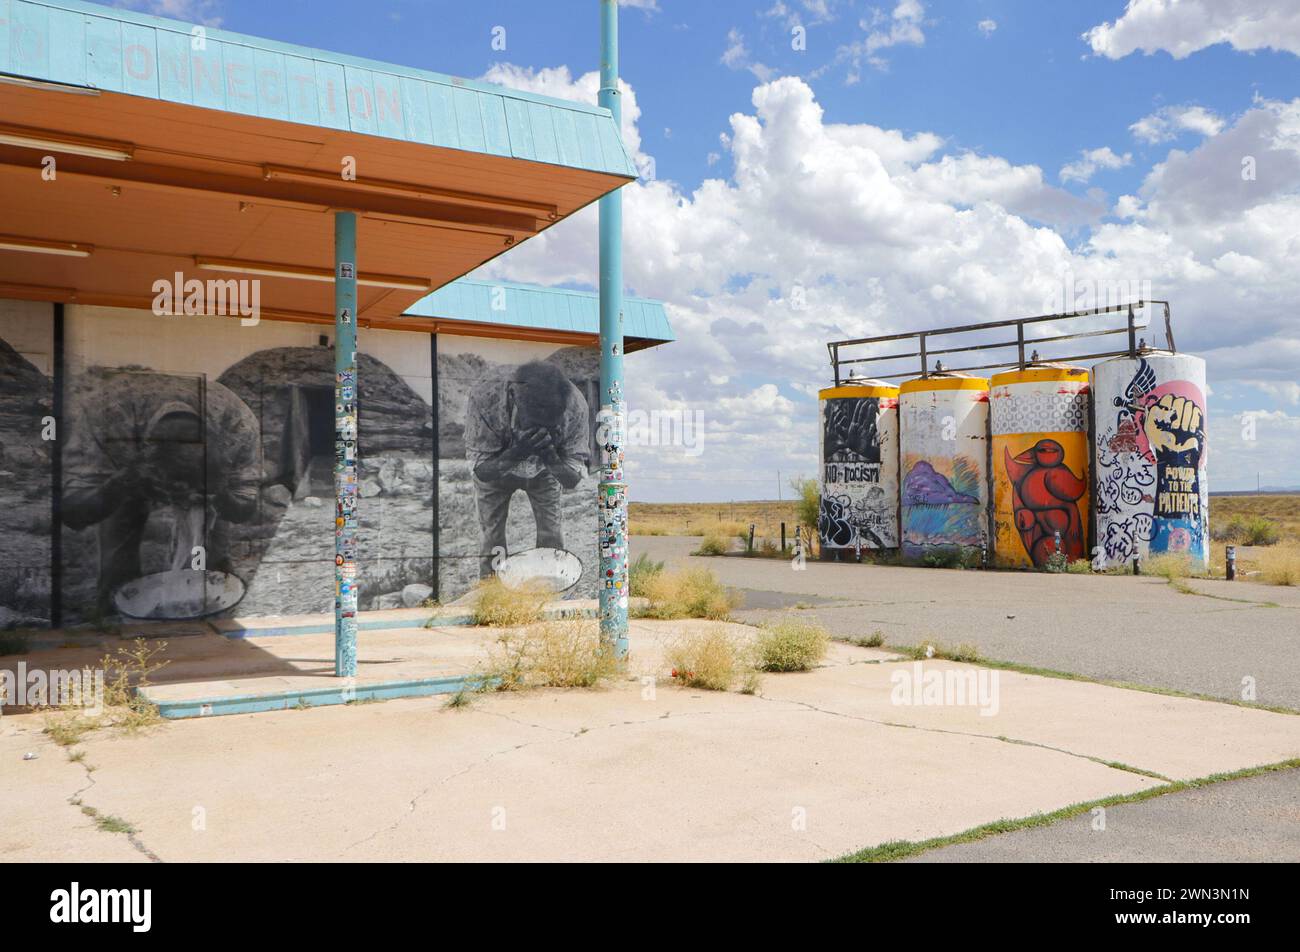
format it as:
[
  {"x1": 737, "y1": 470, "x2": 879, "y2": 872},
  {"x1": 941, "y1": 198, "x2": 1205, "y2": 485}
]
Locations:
[
  {"x1": 0, "y1": 0, "x2": 637, "y2": 330},
  {"x1": 407, "y1": 278, "x2": 674, "y2": 352}
]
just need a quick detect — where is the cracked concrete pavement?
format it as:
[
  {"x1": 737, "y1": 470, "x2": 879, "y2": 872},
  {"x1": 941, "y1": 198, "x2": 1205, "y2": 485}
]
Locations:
[{"x1": 4, "y1": 618, "x2": 1299, "y2": 862}]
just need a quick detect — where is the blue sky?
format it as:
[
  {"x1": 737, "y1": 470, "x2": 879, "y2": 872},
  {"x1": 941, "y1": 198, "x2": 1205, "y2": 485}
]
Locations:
[{"x1": 115, "y1": 0, "x2": 1300, "y2": 498}]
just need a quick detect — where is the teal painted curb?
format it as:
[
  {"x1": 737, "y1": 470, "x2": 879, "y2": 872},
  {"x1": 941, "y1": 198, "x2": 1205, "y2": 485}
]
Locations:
[
  {"x1": 142, "y1": 674, "x2": 485, "y2": 719},
  {"x1": 219, "y1": 604, "x2": 601, "y2": 639}
]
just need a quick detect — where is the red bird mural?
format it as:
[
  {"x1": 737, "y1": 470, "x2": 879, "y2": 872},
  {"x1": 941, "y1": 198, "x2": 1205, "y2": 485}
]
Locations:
[{"x1": 1004, "y1": 438, "x2": 1087, "y2": 566}]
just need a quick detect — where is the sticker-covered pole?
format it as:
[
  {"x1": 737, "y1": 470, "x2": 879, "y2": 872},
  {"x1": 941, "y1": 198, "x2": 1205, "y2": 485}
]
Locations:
[
  {"x1": 334, "y1": 210, "x2": 359, "y2": 677},
  {"x1": 598, "y1": 0, "x2": 628, "y2": 658}
]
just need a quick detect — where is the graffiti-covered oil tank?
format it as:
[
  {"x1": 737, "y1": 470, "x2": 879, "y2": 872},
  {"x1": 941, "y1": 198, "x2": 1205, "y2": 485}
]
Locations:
[
  {"x1": 1093, "y1": 351, "x2": 1208, "y2": 570},
  {"x1": 818, "y1": 381, "x2": 900, "y2": 551},
  {"x1": 899, "y1": 375, "x2": 990, "y2": 563},
  {"x1": 990, "y1": 366, "x2": 1091, "y2": 569}
]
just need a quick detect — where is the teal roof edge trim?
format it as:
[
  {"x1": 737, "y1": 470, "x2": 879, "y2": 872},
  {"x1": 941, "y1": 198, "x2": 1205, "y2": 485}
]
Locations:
[
  {"x1": 407, "y1": 279, "x2": 674, "y2": 344},
  {"x1": 0, "y1": 0, "x2": 637, "y2": 177}
]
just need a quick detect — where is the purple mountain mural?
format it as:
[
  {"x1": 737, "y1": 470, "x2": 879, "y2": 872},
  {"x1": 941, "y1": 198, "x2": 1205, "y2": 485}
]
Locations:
[{"x1": 902, "y1": 461, "x2": 980, "y2": 506}]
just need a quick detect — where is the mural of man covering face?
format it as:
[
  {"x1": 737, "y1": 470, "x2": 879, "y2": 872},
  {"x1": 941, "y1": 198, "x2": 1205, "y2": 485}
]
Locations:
[
  {"x1": 464, "y1": 361, "x2": 591, "y2": 578},
  {"x1": 61, "y1": 371, "x2": 262, "y2": 614}
]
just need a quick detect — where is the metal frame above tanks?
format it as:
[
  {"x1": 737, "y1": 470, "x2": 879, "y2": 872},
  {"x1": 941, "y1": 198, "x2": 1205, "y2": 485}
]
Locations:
[{"x1": 827, "y1": 300, "x2": 1176, "y2": 385}]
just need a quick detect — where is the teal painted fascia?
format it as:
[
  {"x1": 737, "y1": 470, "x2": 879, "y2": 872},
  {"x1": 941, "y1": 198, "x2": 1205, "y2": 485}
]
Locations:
[
  {"x1": 406, "y1": 278, "x2": 675, "y2": 344},
  {"x1": 0, "y1": 0, "x2": 636, "y2": 177}
]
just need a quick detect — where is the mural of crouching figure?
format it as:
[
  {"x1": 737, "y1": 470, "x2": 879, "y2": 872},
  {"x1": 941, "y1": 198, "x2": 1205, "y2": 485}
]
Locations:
[
  {"x1": 464, "y1": 361, "x2": 590, "y2": 579},
  {"x1": 62, "y1": 372, "x2": 262, "y2": 613}
]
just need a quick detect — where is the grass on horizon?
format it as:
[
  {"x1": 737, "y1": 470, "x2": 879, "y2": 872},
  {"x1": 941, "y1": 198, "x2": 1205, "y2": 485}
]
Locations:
[{"x1": 630, "y1": 500, "x2": 800, "y2": 539}]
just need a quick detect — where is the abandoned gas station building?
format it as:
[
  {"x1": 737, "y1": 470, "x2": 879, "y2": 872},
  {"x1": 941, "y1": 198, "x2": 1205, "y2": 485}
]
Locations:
[{"x1": 0, "y1": 0, "x2": 671, "y2": 636}]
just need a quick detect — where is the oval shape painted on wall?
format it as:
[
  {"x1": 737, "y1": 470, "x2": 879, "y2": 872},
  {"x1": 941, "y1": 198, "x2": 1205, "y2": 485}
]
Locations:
[
  {"x1": 112, "y1": 570, "x2": 247, "y2": 620},
  {"x1": 496, "y1": 547, "x2": 584, "y2": 594}
]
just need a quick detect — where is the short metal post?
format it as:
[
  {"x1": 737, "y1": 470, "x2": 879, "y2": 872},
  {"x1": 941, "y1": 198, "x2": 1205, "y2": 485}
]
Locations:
[
  {"x1": 1226, "y1": 545, "x2": 1237, "y2": 581},
  {"x1": 781, "y1": 522, "x2": 787, "y2": 552}
]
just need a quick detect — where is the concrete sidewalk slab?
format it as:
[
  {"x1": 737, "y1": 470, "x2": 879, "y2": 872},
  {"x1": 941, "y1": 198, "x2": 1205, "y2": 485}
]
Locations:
[
  {"x1": 755, "y1": 659, "x2": 1300, "y2": 781},
  {"x1": 1, "y1": 680, "x2": 1160, "y2": 863},
  {"x1": 4, "y1": 620, "x2": 1299, "y2": 861},
  {"x1": 0, "y1": 728, "x2": 143, "y2": 862}
]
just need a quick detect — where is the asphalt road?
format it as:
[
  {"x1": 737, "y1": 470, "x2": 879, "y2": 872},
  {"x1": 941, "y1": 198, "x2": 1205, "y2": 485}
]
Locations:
[
  {"x1": 633, "y1": 536, "x2": 1300, "y2": 711},
  {"x1": 904, "y1": 767, "x2": 1300, "y2": 863}
]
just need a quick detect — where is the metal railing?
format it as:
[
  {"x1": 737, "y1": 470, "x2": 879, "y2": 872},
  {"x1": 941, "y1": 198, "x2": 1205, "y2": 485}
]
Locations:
[{"x1": 827, "y1": 300, "x2": 1174, "y2": 386}]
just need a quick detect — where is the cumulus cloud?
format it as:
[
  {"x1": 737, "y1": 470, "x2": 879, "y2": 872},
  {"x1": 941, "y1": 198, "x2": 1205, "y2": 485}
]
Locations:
[
  {"x1": 1135, "y1": 98, "x2": 1300, "y2": 226},
  {"x1": 115, "y1": 0, "x2": 222, "y2": 26},
  {"x1": 811, "y1": 0, "x2": 927, "y2": 79},
  {"x1": 912, "y1": 153, "x2": 1105, "y2": 227},
  {"x1": 763, "y1": 0, "x2": 839, "y2": 30},
  {"x1": 978, "y1": 19, "x2": 997, "y2": 37},
  {"x1": 1084, "y1": 0, "x2": 1300, "y2": 59},
  {"x1": 1130, "y1": 105, "x2": 1225, "y2": 144},
  {"x1": 475, "y1": 67, "x2": 1300, "y2": 495},
  {"x1": 721, "y1": 28, "x2": 776, "y2": 83},
  {"x1": 1059, "y1": 146, "x2": 1133, "y2": 183}
]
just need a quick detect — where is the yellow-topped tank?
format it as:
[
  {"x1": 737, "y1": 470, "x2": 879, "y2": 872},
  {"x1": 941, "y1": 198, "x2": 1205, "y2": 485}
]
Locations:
[
  {"x1": 989, "y1": 365, "x2": 1091, "y2": 569},
  {"x1": 818, "y1": 381, "x2": 900, "y2": 551},
  {"x1": 899, "y1": 375, "x2": 990, "y2": 563}
]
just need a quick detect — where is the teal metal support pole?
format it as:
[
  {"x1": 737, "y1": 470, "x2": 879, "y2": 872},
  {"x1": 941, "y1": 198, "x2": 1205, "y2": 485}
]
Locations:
[
  {"x1": 334, "y1": 210, "x2": 359, "y2": 677},
  {"x1": 598, "y1": 0, "x2": 629, "y2": 658}
]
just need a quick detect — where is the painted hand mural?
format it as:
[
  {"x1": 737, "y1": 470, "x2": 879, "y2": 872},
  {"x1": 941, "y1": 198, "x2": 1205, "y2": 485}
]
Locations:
[{"x1": 1094, "y1": 355, "x2": 1208, "y2": 567}]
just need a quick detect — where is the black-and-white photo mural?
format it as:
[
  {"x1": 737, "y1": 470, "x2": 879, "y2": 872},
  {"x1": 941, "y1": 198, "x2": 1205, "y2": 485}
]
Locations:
[
  {"x1": 0, "y1": 302, "x2": 604, "y2": 628},
  {"x1": 53, "y1": 306, "x2": 435, "y2": 625},
  {"x1": 0, "y1": 303, "x2": 54, "y2": 630},
  {"x1": 438, "y1": 338, "x2": 599, "y2": 602}
]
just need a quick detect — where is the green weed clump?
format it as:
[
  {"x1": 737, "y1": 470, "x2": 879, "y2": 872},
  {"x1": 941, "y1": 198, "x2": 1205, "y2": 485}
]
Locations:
[
  {"x1": 693, "y1": 534, "x2": 730, "y2": 556},
  {"x1": 754, "y1": 619, "x2": 830, "y2": 672},
  {"x1": 470, "y1": 577, "x2": 549, "y2": 627},
  {"x1": 481, "y1": 619, "x2": 621, "y2": 691},
  {"x1": 628, "y1": 552, "x2": 665, "y2": 597},
  {"x1": 1214, "y1": 515, "x2": 1281, "y2": 547},
  {"x1": 641, "y1": 568, "x2": 739, "y2": 620},
  {"x1": 666, "y1": 625, "x2": 749, "y2": 692},
  {"x1": 1142, "y1": 554, "x2": 1196, "y2": 580}
]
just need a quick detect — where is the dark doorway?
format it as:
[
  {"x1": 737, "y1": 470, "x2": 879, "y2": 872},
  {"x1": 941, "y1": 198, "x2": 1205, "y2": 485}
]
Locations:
[{"x1": 282, "y1": 384, "x2": 337, "y2": 498}]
